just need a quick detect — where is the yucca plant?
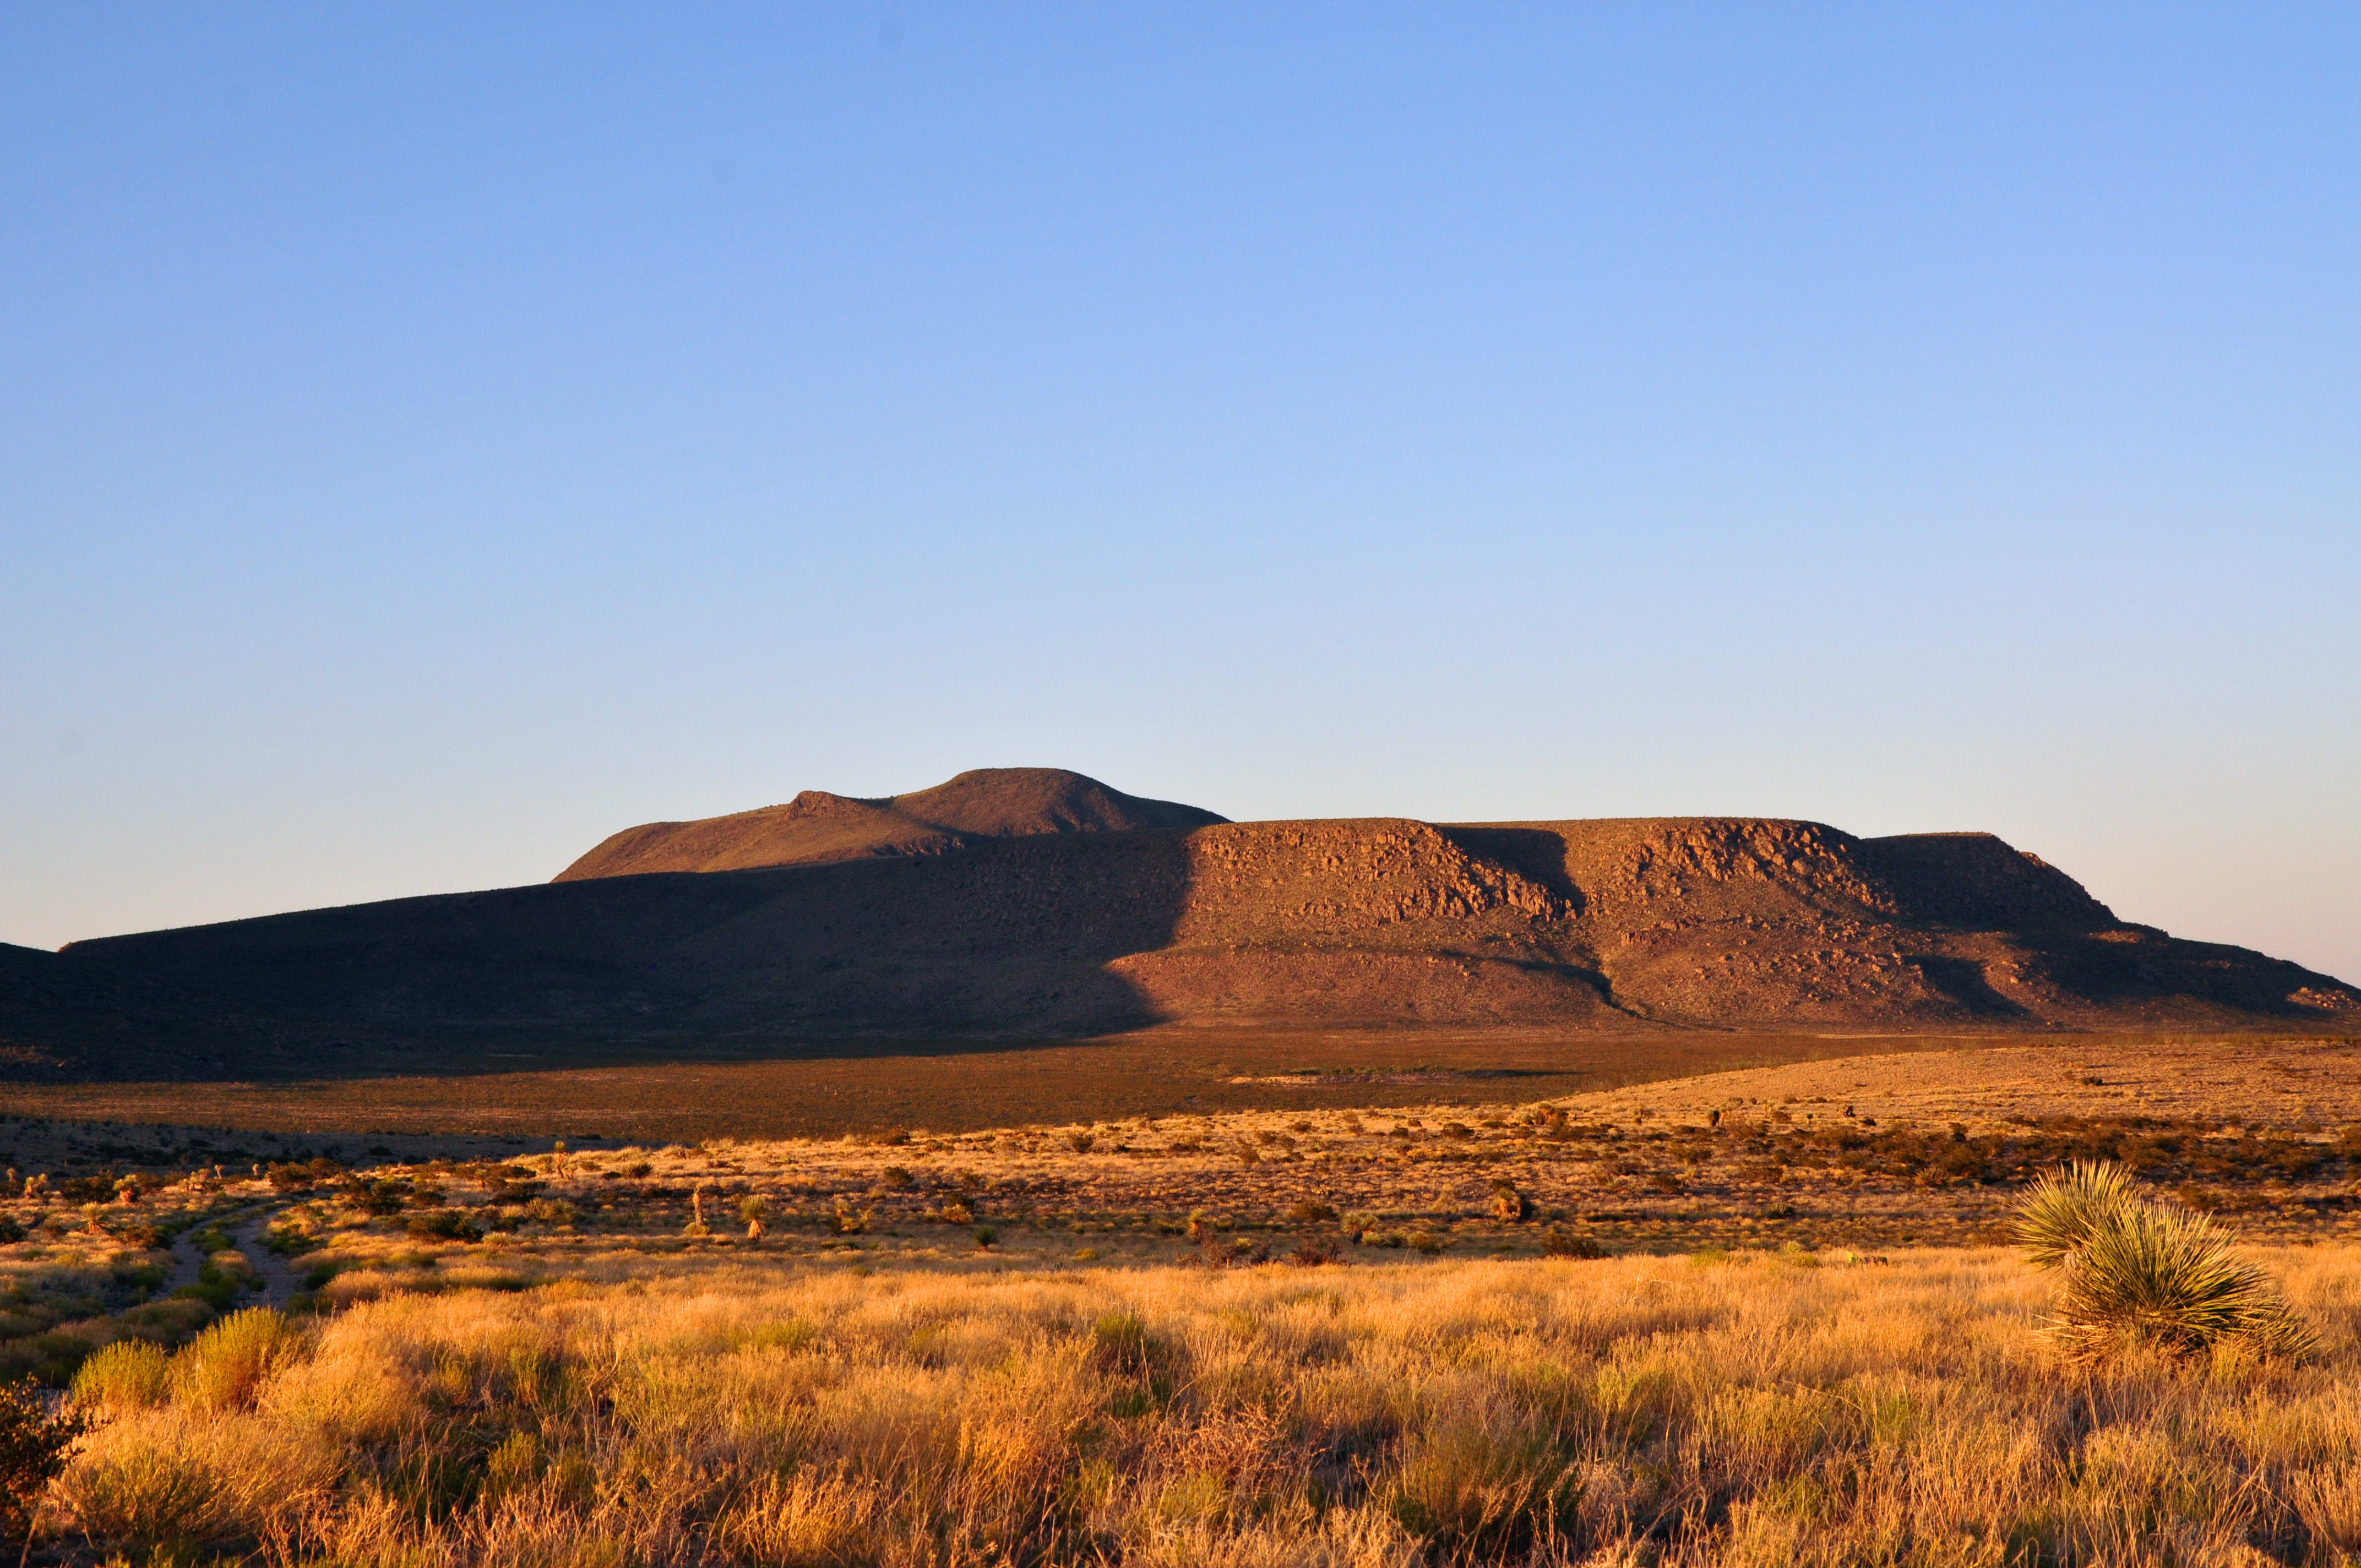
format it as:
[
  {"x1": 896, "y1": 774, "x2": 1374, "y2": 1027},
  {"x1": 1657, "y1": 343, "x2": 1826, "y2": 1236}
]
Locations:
[
  {"x1": 2016, "y1": 1160, "x2": 2139, "y2": 1271},
  {"x1": 2016, "y1": 1159, "x2": 2316, "y2": 1364}
]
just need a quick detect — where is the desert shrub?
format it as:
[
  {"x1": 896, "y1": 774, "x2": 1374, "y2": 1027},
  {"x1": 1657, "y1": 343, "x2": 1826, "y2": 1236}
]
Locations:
[
  {"x1": 72, "y1": 1341, "x2": 170, "y2": 1415},
  {"x1": 0, "y1": 1332, "x2": 96, "y2": 1387},
  {"x1": 1543, "y1": 1226, "x2": 1605, "y2": 1260},
  {"x1": 482, "y1": 1429, "x2": 543, "y2": 1503},
  {"x1": 1490, "y1": 1182, "x2": 1535, "y2": 1222},
  {"x1": 1284, "y1": 1199, "x2": 1338, "y2": 1225},
  {"x1": 170, "y1": 1308, "x2": 295, "y2": 1411},
  {"x1": 1091, "y1": 1311, "x2": 1150, "y2": 1370},
  {"x1": 0, "y1": 1376, "x2": 85, "y2": 1540},
  {"x1": 60, "y1": 1429, "x2": 235, "y2": 1553},
  {"x1": 265, "y1": 1157, "x2": 344, "y2": 1193},
  {"x1": 408, "y1": 1204, "x2": 481, "y2": 1246},
  {"x1": 113, "y1": 1300, "x2": 212, "y2": 1347},
  {"x1": 406, "y1": 1207, "x2": 483, "y2": 1242},
  {"x1": 2017, "y1": 1160, "x2": 2315, "y2": 1363}
]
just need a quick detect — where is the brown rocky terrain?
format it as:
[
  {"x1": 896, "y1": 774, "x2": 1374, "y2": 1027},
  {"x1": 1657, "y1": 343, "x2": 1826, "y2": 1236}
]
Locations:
[
  {"x1": 554, "y1": 767, "x2": 1227, "y2": 880},
  {"x1": 21, "y1": 805, "x2": 2352, "y2": 1084}
]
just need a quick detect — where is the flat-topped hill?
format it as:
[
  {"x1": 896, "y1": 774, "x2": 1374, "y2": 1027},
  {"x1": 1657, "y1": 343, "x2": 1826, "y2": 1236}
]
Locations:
[
  {"x1": 27, "y1": 810, "x2": 2353, "y2": 1080},
  {"x1": 554, "y1": 767, "x2": 1227, "y2": 881}
]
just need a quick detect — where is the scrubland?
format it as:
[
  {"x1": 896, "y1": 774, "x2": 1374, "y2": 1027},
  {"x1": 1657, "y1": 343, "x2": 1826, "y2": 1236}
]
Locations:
[{"x1": 9, "y1": 1043, "x2": 2361, "y2": 1562}]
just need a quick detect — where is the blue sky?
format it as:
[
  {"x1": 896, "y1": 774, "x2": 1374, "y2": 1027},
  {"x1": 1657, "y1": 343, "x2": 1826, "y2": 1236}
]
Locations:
[{"x1": 5, "y1": 6, "x2": 2357, "y2": 982}]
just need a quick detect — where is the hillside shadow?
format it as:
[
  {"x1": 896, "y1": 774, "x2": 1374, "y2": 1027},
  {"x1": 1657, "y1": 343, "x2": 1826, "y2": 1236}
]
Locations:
[
  {"x1": 1912, "y1": 956, "x2": 2032, "y2": 1019},
  {"x1": 38, "y1": 832, "x2": 1205, "y2": 1084},
  {"x1": 1435, "y1": 827, "x2": 1586, "y2": 913}
]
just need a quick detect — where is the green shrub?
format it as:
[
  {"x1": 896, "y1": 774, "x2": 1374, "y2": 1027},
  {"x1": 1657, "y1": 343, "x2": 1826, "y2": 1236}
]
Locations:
[
  {"x1": 1543, "y1": 1226, "x2": 1606, "y2": 1259},
  {"x1": 0, "y1": 1376, "x2": 86, "y2": 1542},
  {"x1": 483, "y1": 1430, "x2": 543, "y2": 1503},
  {"x1": 113, "y1": 1300, "x2": 213, "y2": 1347},
  {"x1": 0, "y1": 1332, "x2": 96, "y2": 1387},
  {"x1": 2016, "y1": 1159, "x2": 2315, "y2": 1363},
  {"x1": 1090, "y1": 1311, "x2": 1150, "y2": 1371},
  {"x1": 169, "y1": 1306, "x2": 294, "y2": 1411},
  {"x1": 58, "y1": 1433, "x2": 222, "y2": 1552},
  {"x1": 407, "y1": 1208, "x2": 483, "y2": 1242},
  {"x1": 72, "y1": 1341, "x2": 170, "y2": 1415}
]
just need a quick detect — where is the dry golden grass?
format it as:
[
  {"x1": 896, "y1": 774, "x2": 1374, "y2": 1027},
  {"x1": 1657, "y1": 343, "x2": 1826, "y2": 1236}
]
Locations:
[
  {"x1": 11, "y1": 1042, "x2": 2361, "y2": 1561},
  {"x1": 42, "y1": 1240, "x2": 2361, "y2": 1566}
]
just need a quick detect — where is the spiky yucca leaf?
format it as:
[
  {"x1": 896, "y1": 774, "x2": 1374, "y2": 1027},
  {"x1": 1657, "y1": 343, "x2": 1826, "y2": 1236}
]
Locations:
[
  {"x1": 2238, "y1": 1291, "x2": 2322, "y2": 1365},
  {"x1": 2053, "y1": 1200, "x2": 2265, "y2": 1361},
  {"x1": 2016, "y1": 1159, "x2": 2139, "y2": 1271}
]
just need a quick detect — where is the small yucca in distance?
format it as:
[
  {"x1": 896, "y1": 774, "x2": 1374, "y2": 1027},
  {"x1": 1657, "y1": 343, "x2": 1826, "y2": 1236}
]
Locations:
[{"x1": 2016, "y1": 1159, "x2": 2316, "y2": 1364}]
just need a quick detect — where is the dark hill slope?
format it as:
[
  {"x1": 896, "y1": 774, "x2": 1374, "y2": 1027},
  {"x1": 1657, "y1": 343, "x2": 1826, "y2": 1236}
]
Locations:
[
  {"x1": 0, "y1": 941, "x2": 297, "y2": 1080},
  {"x1": 44, "y1": 816, "x2": 2357, "y2": 1077},
  {"x1": 555, "y1": 768, "x2": 1227, "y2": 881}
]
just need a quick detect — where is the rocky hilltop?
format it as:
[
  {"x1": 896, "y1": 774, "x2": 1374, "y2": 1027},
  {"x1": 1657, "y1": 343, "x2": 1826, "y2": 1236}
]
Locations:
[
  {"x1": 556, "y1": 767, "x2": 1227, "y2": 880},
  {"x1": 21, "y1": 804, "x2": 2353, "y2": 1079}
]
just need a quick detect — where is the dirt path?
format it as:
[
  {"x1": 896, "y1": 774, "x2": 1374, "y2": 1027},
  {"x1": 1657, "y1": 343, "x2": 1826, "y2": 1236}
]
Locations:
[
  {"x1": 228, "y1": 1208, "x2": 302, "y2": 1308},
  {"x1": 160, "y1": 1200, "x2": 301, "y2": 1310}
]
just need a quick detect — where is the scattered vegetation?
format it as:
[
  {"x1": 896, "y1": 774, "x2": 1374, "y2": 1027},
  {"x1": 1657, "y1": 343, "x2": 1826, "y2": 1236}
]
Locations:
[{"x1": 1, "y1": 1050, "x2": 2359, "y2": 1558}]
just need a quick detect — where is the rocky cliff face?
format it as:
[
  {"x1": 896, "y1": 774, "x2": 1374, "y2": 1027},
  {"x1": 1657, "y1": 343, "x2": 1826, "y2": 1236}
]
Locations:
[{"x1": 39, "y1": 814, "x2": 2353, "y2": 1077}]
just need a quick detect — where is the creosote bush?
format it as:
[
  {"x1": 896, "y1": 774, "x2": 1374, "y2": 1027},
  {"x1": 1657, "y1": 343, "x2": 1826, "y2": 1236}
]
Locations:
[
  {"x1": 2017, "y1": 1159, "x2": 2316, "y2": 1363},
  {"x1": 70, "y1": 1341, "x2": 170, "y2": 1416},
  {"x1": 168, "y1": 1306, "x2": 295, "y2": 1411}
]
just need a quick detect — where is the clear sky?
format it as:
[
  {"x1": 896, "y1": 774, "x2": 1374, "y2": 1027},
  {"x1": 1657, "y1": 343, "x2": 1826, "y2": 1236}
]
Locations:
[{"x1": 4, "y1": 6, "x2": 2357, "y2": 983}]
